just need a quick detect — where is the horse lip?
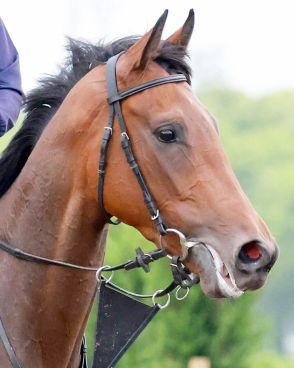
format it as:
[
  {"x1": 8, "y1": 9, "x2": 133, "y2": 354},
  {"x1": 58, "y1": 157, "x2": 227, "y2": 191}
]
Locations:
[{"x1": 187, "y1": 242, "x2": 244, "y2": 298}]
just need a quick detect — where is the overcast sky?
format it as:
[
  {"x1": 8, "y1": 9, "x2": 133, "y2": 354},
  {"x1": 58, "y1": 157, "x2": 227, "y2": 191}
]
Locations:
[{"x1": 2, "y1": 0, "x2": 294, "y2": 95}]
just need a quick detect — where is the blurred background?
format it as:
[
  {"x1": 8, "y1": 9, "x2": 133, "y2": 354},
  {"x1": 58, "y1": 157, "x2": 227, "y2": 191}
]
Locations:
[{"x1": 1, "y1": 1, "x2": 294, "y2": 367}]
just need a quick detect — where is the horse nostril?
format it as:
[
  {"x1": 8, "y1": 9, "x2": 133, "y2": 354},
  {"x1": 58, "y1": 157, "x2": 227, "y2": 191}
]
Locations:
[
  {"x1": 237, "y1": 240, "x2": 278, "y2": 275},
  {"x1": 238, "y1": 241, "x2": 262, "y2": 264}
]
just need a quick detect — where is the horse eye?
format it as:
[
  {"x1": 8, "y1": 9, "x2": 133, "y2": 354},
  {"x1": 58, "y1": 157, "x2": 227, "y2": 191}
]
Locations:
[{"x1": 158, "y1": 129, "x2": 177, "y2": 143}]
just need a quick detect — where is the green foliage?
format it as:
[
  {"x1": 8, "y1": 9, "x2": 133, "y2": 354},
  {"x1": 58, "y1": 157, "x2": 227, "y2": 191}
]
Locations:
[{"x1": 250, "y1": 351, "x2": 294, "y2": 368}]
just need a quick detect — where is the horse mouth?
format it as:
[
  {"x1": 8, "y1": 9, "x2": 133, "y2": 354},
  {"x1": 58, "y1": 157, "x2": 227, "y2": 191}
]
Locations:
[{"x1": 187, "y1": 242, "x2": 243, "y2": 298}]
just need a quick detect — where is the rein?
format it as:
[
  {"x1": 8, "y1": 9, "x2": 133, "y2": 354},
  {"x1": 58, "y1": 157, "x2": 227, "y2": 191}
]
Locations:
[
  {"x1": 0, "y1": 236, "x2": 198, "y2": 299},
  {"x1": 0, "y1": 53, "x2": 199, "y2": 368},
  {"x1": 0, "y1": 237, "x2": 199, "y2": 368}
]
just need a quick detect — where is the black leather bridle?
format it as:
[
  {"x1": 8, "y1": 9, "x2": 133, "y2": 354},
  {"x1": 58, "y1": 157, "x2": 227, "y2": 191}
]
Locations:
[
  {"x1": 98, "y1": 52, "x2": 187, "y2": 234},
  {"x1": 0, "y1": 53, "x2": 196, "y2": 368}
]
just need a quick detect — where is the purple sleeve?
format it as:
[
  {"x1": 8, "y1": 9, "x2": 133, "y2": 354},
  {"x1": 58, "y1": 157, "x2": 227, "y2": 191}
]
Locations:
[{"x1": 0, "y1": 18, "x2": 23, "y2": 136}]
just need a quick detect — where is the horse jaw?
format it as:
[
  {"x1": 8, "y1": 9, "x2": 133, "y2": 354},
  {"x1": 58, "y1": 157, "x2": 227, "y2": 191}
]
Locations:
[{"x1": 187, "y1": 243, "x2": 243, "y2": 298}]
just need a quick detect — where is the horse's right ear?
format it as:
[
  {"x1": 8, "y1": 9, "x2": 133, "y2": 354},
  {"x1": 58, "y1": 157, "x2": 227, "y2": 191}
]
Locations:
[
  {"x1": 165, "y1": 9, "x2": 195, "y2": 48},
  {"x1": 123, "y1": 10, "x2": 168, "y2": 71}
]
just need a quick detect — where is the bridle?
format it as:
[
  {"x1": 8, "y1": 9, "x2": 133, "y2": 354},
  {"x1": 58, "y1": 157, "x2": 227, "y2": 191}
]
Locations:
[
  {"x1": 0, "y1": 52, "x2": 200, "y2": 368},
  {"x1": 98, "y1": 51, "x2": 186, "y2": 235}
]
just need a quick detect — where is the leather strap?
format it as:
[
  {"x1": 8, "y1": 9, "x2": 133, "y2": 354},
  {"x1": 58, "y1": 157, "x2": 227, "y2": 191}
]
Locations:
[
  {"x1": 97, "y1": 53, "x2": 187, "y2": 235},
  {"x1": 79, "y1": 336, "x2": 88, "y2": 368},
  {"x1": 0, "y1": 318, "x2": 21, "y2": 368},
  {"x1": 170, "y1": 256, "x2": 200, "y2": 288},
  {"x1": 97, "y1": 105, "x2": 121, "y2": 225},
  {"x1": 0, "y1": 240, "x2": 99, "y2": 271},
  {"x1": 107, "y1": 74, "x2": 187, "y2": 104}
]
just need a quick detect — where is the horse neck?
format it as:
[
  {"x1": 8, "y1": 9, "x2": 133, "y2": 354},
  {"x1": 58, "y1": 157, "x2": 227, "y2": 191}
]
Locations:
[{"x1": 0, "y1": 79, "x2": 109, "y2": 367}]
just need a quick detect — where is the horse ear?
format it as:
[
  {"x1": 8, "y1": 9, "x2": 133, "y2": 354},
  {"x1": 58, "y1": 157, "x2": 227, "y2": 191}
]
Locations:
[
  {"x1": 124, "y1": 10, "x2": 168, "y2": 70},
  {"x1": 165, "y1": 9, "x2": 195, "y2": 48}
]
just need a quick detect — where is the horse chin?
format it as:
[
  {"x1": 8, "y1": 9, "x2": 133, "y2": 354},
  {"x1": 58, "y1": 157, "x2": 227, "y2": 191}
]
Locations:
[{"x1": 187, "y1": 243, "x2": 244, "y2": 299}]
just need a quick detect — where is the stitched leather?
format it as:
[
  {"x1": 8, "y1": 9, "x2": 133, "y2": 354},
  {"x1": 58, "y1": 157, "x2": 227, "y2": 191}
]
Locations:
[
  {"x1": 97, "y1": 52, "x2": 187, "y2": 235},
  {"x1": 107, "y1": 74, "x2": 187, "y2": 104}
]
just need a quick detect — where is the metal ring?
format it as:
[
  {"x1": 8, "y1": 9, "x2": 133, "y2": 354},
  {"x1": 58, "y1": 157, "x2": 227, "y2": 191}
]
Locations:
[
  {"x1": 151, "y1": 210, "x2": 159, "y2": 221},
  {"x1": 175, "y1": 286, "x2": 190, "y2": 301},
  {"x1": 165, "y1": 228, "x2": 187, "y2": 242},
  {"x1": 165, "y1": 228, "x2": 188, "y2": 260},
  {"x1": 121, "y1": 132, "x2": 129, "y2": 140},
  {"x1": 159, "y1": 234, "x2": 163, "y2": 249},
  {"x1": 152, "y1": 289, "x2": 171, "y2": 309},
  {"x1": 96, "y1": 265, "x2": 113, "y2": 283},
  {"x1": 104, "y1": 126, "x2": 113, "y2": 134}
]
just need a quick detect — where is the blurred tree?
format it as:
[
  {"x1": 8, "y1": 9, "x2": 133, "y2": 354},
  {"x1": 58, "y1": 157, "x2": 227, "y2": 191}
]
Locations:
[{"x1": 199, "y1": 89, "x2": 294, "y2": 352}]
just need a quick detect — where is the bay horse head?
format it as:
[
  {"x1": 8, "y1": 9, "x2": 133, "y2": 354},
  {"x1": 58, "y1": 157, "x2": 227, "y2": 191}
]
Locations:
[
  {"x1": 91, "y1": 10, "x2": 278, "y2": 297},
  {"x1": 0, "y1": 9, "x2": 279, "y2": 367},
  {"x1": 0, "y1": 11, "x2": 278, "y2": 302}
]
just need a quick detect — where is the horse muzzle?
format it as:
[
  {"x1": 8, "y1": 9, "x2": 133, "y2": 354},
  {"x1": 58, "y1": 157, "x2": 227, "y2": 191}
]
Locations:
[{"x1": 183, "y1": 237, "x2": 278, "y2": 298}]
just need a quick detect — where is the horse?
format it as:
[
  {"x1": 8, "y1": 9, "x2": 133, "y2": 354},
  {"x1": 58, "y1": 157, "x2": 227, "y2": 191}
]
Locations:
[{"x1": 0, "y1": 10, "x2": 277, "y2": 367}]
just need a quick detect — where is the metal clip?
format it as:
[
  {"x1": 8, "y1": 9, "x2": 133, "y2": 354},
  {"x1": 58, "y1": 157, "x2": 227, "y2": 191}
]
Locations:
[
  {"x1": 96, "y1": 265, "x2": 114, "y2": 284},
  {"x1": 121, "y1": 132, "x2": 129, "y2": 140},
  {"x1": 152, "y1": 290, "x2": 171, "y2": 309},
  {"x1": 165, "y1": 228, "x2": 189, "y2": 260},
  {"x1": 175, "y1": 286, "x2": 190, "y2": 301},
  {"x1": 151, "y1": 210, "x2": 159, "y2": 221}
]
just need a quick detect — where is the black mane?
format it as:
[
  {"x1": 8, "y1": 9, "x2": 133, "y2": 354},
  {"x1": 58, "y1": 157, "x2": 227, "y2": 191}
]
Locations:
[{"x1": 0, "y1": 37, "x2": 191, "y2": 197}]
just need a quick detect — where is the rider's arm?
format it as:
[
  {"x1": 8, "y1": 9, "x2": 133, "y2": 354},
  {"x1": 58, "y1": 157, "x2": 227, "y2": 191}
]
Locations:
[{"x1": 0, "y1": 18, "x2": 22, "y2": 136}]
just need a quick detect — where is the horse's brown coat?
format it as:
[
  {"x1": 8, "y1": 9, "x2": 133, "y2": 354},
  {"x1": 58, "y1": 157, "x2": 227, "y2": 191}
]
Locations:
[{"x1": 0, "y1": 11, "x2": 277, "y2": 367}]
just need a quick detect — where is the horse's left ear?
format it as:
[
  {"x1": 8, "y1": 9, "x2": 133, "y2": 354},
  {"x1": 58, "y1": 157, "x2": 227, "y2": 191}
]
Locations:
[
  {"x1": 165, "y1": 9, "x2": 195, "y2": 48},
  {"x1": 124, "y1": 9, "x2": 168, "y2": 70}
]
